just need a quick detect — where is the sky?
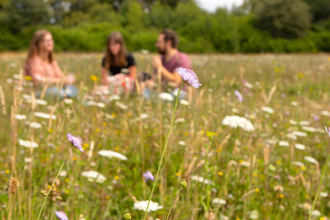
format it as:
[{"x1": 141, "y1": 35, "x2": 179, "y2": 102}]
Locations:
[{"x1": 197, "y1": 0, "x2": 245, "y2": 12}]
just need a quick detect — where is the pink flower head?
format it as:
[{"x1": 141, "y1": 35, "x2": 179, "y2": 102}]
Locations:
[
  {"x1": 176, "y1": 67, "x2": 201, "y2": 88},
  {"x1": 325, "y1": 127, "x2": 330, "y2": 137},
  {"x1": 67, "y1": 133, "x2": 83, "y2": 152},
  {"x1": 143, "y1": 171, "x2": 155, "y2": 182},
  {"x1": 55, "y1": 211, "x2": 69, "y2": 220},
  {"x1": 234, "y1": 90, "x2": 243, "y2": 102}
]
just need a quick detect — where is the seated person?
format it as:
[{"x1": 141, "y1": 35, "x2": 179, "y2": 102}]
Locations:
[
  {"x1": 24, "y1": 30, "x2": 77, "y2": 98},
  {"x1": 143, "y1": 29, "x2": 192, "y2": 99},
  {"x1": 97, "y1": 31, "x2": 136, "y2": 96}
]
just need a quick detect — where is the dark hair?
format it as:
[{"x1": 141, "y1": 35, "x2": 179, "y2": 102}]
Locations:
[
  {"x1": 161, "y1": 29, "x2": 179, "y2": 48},
  {"x1": 26, "y1": 29, "x2": 53, "y2": 63},
  {"x1": 104, "y1": 31, "x2": 127, "y2": 68}
]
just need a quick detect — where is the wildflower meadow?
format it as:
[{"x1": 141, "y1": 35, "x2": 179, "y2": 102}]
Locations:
[{"x1": 1, "y1": 52, "x2": 330, "y2": 219}]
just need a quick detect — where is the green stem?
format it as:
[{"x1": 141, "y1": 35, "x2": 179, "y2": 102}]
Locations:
[
  {"x1": 308, "y1": 153, "x2": 330, "y2": 220},
  {"x1": 165, "y1": 186, "x2": 183, "y2": 220},
  {"x1": 37, "y1": 152, "x2": 68, "y2": 220},
  {"x1": 143, "y1": 83, "x2": 184, "y2": 220}
]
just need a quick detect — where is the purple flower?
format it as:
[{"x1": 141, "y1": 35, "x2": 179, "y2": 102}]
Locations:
[
  {"x1": 234, "y1": 90, "x2": 243, "y2": 102},
  {"x1": 55, "y1": 211, "x2": 69, "y2": 220},
  {"x1": 143, "y1": 171, "x2": 155, "y2": 181},
  {"x1": 325, "y1": 127, "x2": 330, "y2": 137},
  {"x1": 313, "y1": 115, "x2": 319, "y2": 121},
  {"x1": 67, "y1": 133, "x2": 83, "y2": 152},
  {"x1": 176, "y1": 67, "x2": 201, "y2": 88}
]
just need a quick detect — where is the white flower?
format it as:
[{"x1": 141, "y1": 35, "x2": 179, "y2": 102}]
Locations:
[
  {"x1": 86, "y1": 101, "x2": 106, "y2": 108},
  {"x1": 315, "y1": 128, "x2": 326, "y2": 133},
  {"x1": 320, "y1": 192, "x2": 328, "y2": 197},
  {"x1": 289, "y1": 120, "x2": 297, "y2": 125},
  {"x1": 291, "y1": 101, "x2": 298, "y2": 106},
  {"x1": 105, "y1": 114, "x2": 115, "y2": 120},
  {"x1": 292, "y1": 161, "x2": 305, "y2": 167},
  {"x1": 159, "y1": 93, "x2": 174, "y2": 101},
  {"x1": 24, "y1": 158, "x2": 32, "y2": 163},
  {"x1": 309, "y1": 210, "x2": 321, "y2": 217},
  {"x1": 175, "y1": 118, "x2": 185, "y2": 123},
  {"x1": 178, "y1": 141, "x2": 186, "y2": 146},
  {"x1": 274, "y1": 185, "x2": 284, "y2": 192},
  {"x1": 240, "y1": 161, "x2": 251, "y2": 167},
  {"x1": 64, "y1": 99, "x2": 73, "y2": 104},
  {"x1": 299, "y1": 121, "x2": 310, "y2": 126},
  {"x1": 212, "y1": 198, "x2": 226, "y2": 205},
  {"x1": 108, "y1": 95, "x2": 120, "y2": 102},
  {"x1": 278, "y1": 141, "x2": 289, "y2": 147},
  {"x1": 249, "y1": 210, "x2": 259, "y2": 219},
  {"x1": 295, "y1": 143, "x2": 306, "y2": 150},
  {"x1": 261, "y1": 107, "x2": 274, "y2": 114},
  {"x1": 244, "y1": 82, "x2": 254, "y2": 89},
  {"x1": 302, "y1": 126, "x2": 316, "y2": 132},
  {"x1": 141, "y1": 49, "x2": 149, "y2": 55},
  {"x1": 321, "y1": 111, "x2": 330, "y2": 116},
  {"x1": 222, "y1": 116, "x2": 255, "y2": 132},
  {"x1": 81, "y1": 171, "x2": 106, "y2": 183},
  {"x1": 97, "y1": 102, "x2": 106, "y2": 108},
  {"x1": 6, "y1": 78, "x2": 13, "y2": 83},
  {"x1": 115, "y1": 101, "x2": 128, "y2": 110},
  {"x1": 34, "y1": 112, "x2": 56, "y2": 120},
  {"x1": 191, "y1": 175, "x2": 212, "y2": 184},
  {"x1": 15, "y1": 114, "x2": 27, "y2": 120},
  {"x1": 133, "y1": 200, "x2": 163, "y2": 212},
  {"x1": 59, "y1": 170, "x2": 67, "y2": 177},
  {"x1": 180, "y1": 99, "x2": 189, "y2": 105},
  {"x1": 304, "y1": 156, "x2": 319, "y2": 165},
  {"x1": 140, "y1": 113, "x2": 148, "y2": 119},
  {"x1": 26, "y1": 99, "x2": 47, "y2": 105},
  {"x1": 231, "y1": 108, "x2": 240, "y2": 113},
  {"x1": 286, "y1": 133, "x2": 297, "y2": 140},
  {"x1": 18, "y1": 139, "x2": 39, "y2": 148},
  {"x1": 292, "y1": 131, "x2": 307, "y2": 137},
  {"x1": 98, "y1": 150, "x2": 127, "y2": 160},
  {"x1": 266, "y1": 139, "x2": 277, "y2": 145},
  {"x1": 29, "y1": 122, "x2": 42, "y2": 129}
]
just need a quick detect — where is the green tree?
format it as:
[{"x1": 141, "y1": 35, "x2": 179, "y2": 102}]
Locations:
[
  {"x1": 121, "y1": 0, "x2": 144, "y2": 31},
  {"x1": 302, "y1": 0, "x2": 330, "y2": 22},
  {"x1": 254, "y1": 0, "x2": 312, "y2": 38},
  {"x1": 1, "y1": 0, "x2": 51, "y2": 32}
]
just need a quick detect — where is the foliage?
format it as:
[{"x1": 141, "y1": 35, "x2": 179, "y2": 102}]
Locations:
[
  {"x1": 0, "y1": 0, "x2": 329, "y2": 53},
  {"x1": 254, "y1": 0, "x2": 312, "y2": 39}
]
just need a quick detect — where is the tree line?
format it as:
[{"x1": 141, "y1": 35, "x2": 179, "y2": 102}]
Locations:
[{"x1": 0, "y1": 0, "x2": 329, "y2": 53}]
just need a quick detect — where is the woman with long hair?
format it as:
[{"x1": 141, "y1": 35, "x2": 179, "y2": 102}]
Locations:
[
  {"x1": 24, "y1": 29, "x2": 78, "y2": 98},
  {"x1": 101, "y1": 31, "x2": 136, "y2": 85}
]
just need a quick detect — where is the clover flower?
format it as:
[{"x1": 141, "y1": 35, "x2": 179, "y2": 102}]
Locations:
[
  {"x1": 67, "y1": 133, "x2": 83, "y2": 152},
  {"x1": 143, "y1": 171, "x2": 155, "y2": 182},
  {"x1": 176, "y1": 67, "x2": 201, "y2": 88},
  {"x1": 55, "y1": 211, "x2": 69, "y2": 220}
]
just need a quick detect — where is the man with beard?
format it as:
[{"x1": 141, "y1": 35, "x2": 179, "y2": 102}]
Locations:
[{"x1": 142, "y1": 29, "x2": 192, "y2": 99}]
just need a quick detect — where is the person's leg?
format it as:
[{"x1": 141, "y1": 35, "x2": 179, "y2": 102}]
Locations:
[
  {"x1": 45, "y1": 86, "x2": 62, "y2": 99},
  {"x1": 64, "y1": 85, "x2": 79, "y2": 98}
]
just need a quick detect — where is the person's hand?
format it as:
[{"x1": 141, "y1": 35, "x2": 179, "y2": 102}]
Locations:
[
  {"x1": 152, "y1": 56, "x2": 162, "y2": 69},
  {"x1": 145, "y1": 79, "x2": 156, "y2": 89},
  {"x1": 64, "y1": 74, "x2": 76, "y2": 85}
]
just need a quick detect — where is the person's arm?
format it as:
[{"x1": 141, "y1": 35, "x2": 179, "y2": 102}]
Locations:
[
  {"x1": 101, "y1": 67, "x2": 109, "y2": 85},
  {"x1": 52, "y1": 60, "x2": 63, "y2": 78},
  {"x1": 152, "y1": 56, "x2": 182, "y2": 86},
  {"x1": 128, "y1": 65, "x2": 137, "y2": 78}
]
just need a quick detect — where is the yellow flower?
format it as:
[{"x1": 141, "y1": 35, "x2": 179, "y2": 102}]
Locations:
[
  {"x1": 112, "y1": 113, "x2": 116, "y2": 117},
  {"x1": 65, "y1": 190, "x2": 70, "y2": 194},
  {"x1": 96, "y1": 128, "x2": 100, "y2": 132},
  {"x1": 115, "y1": 175, "x2": 119, "y2": 180},
  {"x1": 276, "y1": 160, "x2": 281, "y2": 165},
  {"x1": 218, "y1": 172, "x2": 224, "y2": 176},
  {"x1": 279, "y1": 194, "x2": 284, "y2": 198},
  {"x1": 301, "y1": 166, "x2": 306, "y2": 170},
  {"x1": 305, "y1": 194, "x2": 309, "y2": 199},
  {"x1": 236, "y1": 218, "x2": 240, "y2": 220},
  {"x1": 90, "y1": 75, "x2": 98, "y2": 81},
  {"x1": 206, "y1": 131, "x2": 217, "y2": 138},
  {"x1": 106, "y1": 196, "x2": 110, "y2": 200},
  {"x1": 185, "y1": 132, "x2": 189, "y2": 136},
  {"x1": 114, "y1": 147, "x2": 119, "y2": 152},
  {"x1": 103, "y1": 122, "x2": 107, "y2": 126},
  {"x1": 309, "y1": 87, "x2": 314, "y2": 92},
  {"x1": 73, "y1": 157, "x2": 77, "y2": 161},
  {"x1": 49, "y1": 128, "x2": 53, "y2": 133},
  {"x1": 65, "y1": 178, "x2": 70, "y2": 182},
  {"x1": 24, "y1": 76, "x2": 32, "y2": 81},
  {"x1": 83, "y1": 143, "x2": 89, "y2": 148},
  {"x1": 297, "y1": 73, "x2": 304, "y2": 78},
  {"x1": 5, "y1": 170, "x2": 10, "y2": 174},
  {"x1": 252, "y1": 173, "x2": 258, "y2": 177},
  {"x1": 255, "y1": 188, "x2": 260, "y2": 192},
  {"x1": 175, "y1": 172, "x2": 181, "y2": 176},
  {"x1": 320, "y1": 217, "x2": 325, "y2": 220}
]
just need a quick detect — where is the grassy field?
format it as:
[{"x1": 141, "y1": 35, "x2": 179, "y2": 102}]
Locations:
[{"x1": 0, "y1": 52, "x2": 330, "y2": 220}]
